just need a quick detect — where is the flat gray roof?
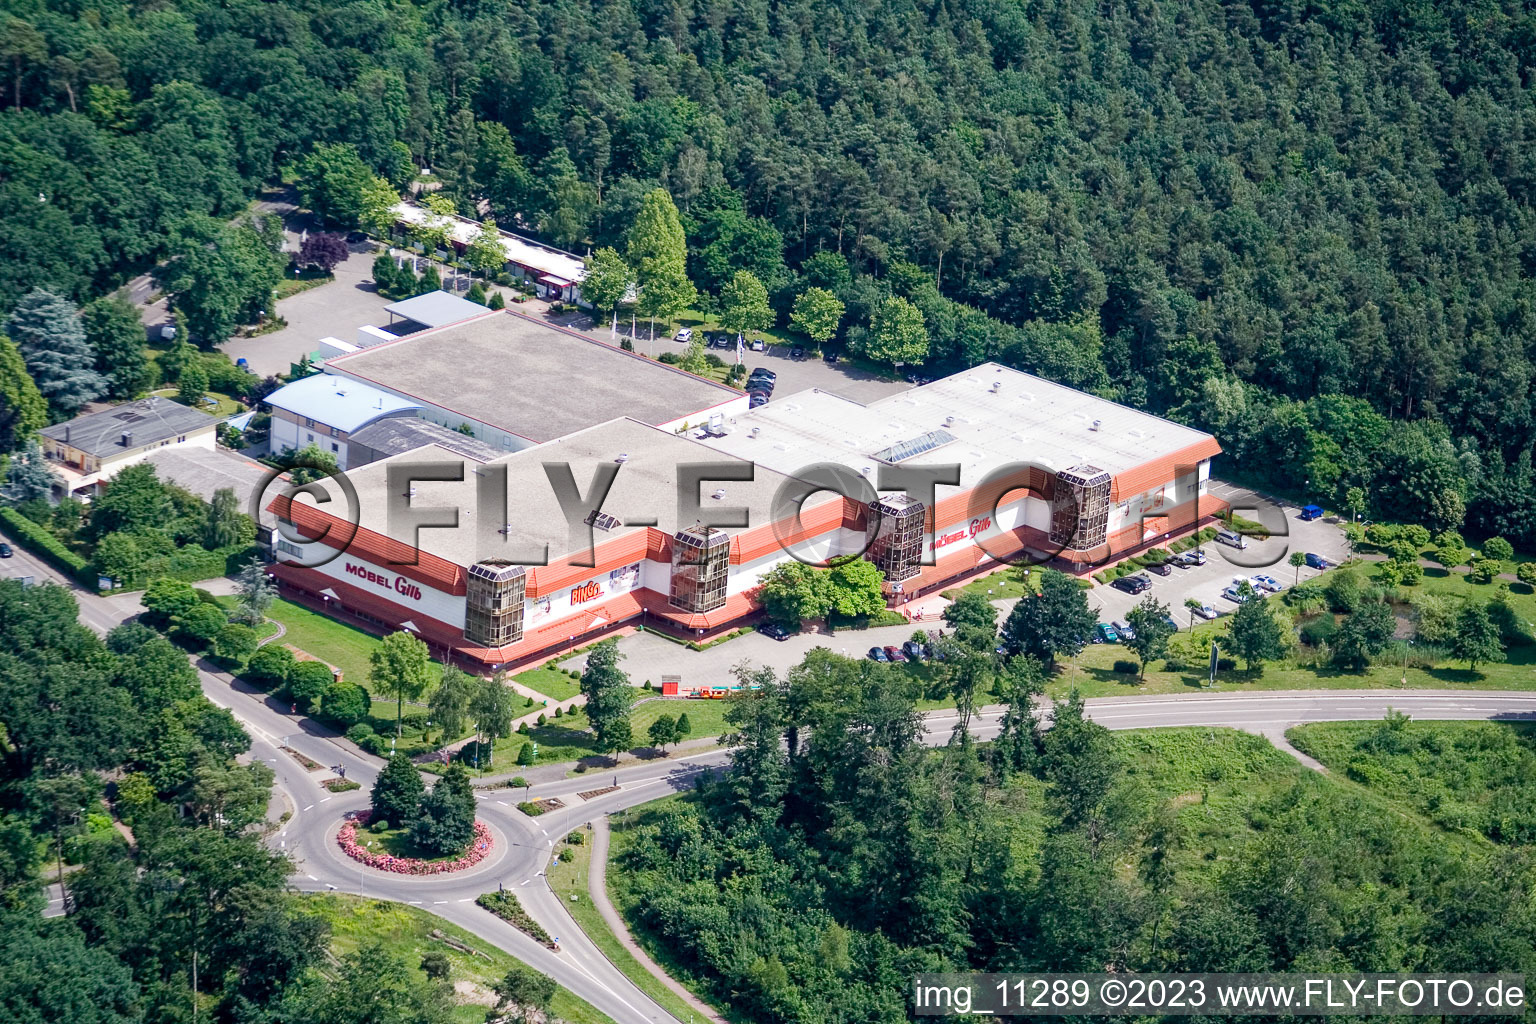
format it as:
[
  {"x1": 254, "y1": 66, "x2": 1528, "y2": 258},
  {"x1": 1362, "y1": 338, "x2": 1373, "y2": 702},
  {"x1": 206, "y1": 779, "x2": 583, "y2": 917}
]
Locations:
[
  {"x1": 349, "y1": 417, "x2": 502, "y2": 463},
  {"x1": 144, "y1": 446, "x2": 272, "y2": 506},
  {"x1": 327, "y1": 310, "x2": 742, "y2": 442},
  {"x1": 41, "y1": 399, "x2": 217, "y2": 457},
  {"x1": 381, "y1": 290, "x2": 492, "y2": 329},
  {"x1": 339, "y1": 417, "x2": 822, "y2": 566}
]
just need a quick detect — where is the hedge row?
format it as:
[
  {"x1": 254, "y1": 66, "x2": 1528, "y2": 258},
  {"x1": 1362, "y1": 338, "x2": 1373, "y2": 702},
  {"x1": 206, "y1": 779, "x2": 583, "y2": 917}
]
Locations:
[
  {"x1": 0, "y1": 507, "x2": 91, "y2": 580},
  {"x1": 112, "y1": 543, "x2": 258, "y2": 591}
]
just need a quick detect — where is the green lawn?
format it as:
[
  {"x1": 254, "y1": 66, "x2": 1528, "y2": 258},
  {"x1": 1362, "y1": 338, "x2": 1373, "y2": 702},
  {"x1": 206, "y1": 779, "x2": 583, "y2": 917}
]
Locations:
[
  {"x1": 941, "y1": 565, "x2": 1040, "y2": 603},
  {"x1": 547, "y1": 826, "x2": 720, "y2": 1024},
  {"x1": 476, "y1": 694, "x2": 731, "y2": 769},
  {"x1": 351, "y1": 819, "x2": 462, "y2": 863},
  {"x1": 263, "y1": 596, "x2": 442, "y2": 687},
  {"x1": 149, "y1": 386, "x2": 243, "y2": 417},
  {"x1": 513, "y1": 664, "x2": 583, "y2": 702},
  {"x1": 299, "y1": 893, "x2": 616, "y2": 1024}
]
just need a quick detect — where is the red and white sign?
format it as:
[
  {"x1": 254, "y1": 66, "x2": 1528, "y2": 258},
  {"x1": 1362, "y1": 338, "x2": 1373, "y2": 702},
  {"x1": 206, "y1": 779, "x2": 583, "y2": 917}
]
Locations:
[
  {"x1": 570, "y1": 580, "x2": 603, "y2": 605},
  {"x1": 932, "y1": 516, "x2": 992, "y2": 551},
  {"x1": 345, "y1": 561, "x2": 424, "y2": 601}
]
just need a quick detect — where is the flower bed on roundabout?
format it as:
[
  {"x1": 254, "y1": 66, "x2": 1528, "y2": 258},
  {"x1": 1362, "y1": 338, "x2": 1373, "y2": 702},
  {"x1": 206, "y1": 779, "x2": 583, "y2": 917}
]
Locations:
[{"x1": 338, "y1": 811, "x2": 493, "y2": 874}]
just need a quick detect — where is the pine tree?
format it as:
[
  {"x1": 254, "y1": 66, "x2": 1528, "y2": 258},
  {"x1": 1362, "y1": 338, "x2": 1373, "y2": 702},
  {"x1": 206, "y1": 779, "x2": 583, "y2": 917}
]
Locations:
[
  {"x1": 370, "y1": 752, "x2": 425, "y2": 828},
  {"x1": 5, "y1": 289, "x2": 105, "y2": 415},
  {"x1": 1, "y1": 438, "x2": 57, "y2": 502},
  {"x1": 411, "y1": 761, "x2": 476, "y2": 855}
]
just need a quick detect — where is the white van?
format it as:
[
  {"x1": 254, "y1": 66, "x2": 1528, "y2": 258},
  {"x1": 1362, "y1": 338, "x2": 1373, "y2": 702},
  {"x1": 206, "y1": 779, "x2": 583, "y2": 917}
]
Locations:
[{"x1": 1214, "y1": 529, "x2": 1247, "y2": 549}]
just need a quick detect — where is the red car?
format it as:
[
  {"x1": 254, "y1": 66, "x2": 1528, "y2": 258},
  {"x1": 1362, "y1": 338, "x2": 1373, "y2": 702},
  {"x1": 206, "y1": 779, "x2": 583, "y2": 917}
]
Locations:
[{"x1": 883, "y1": 645, "x2": 908, "y2": 663}]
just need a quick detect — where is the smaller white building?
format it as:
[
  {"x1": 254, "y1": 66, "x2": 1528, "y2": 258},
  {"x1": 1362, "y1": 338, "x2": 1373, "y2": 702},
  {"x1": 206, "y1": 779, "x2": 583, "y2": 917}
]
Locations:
[
  {"x1": 39, "y1": 398, "x2": 219, "y2": 499},
  {"x1": 264, "y1": 374, "x2": 422, "y2": 467}
]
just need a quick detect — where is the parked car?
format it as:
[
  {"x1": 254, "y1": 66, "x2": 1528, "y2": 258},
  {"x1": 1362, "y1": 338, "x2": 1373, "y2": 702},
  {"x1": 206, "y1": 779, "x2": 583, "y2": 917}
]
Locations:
[
  {"x1": 748, "y1": 391, "x2": 770, "y2": 408},
  {"x1": 1147, "y1": 561, "x2": 1173, "y2": 576},
  {"x1": 867, "y1": 646, "x2": 889, "y2": 662},
  {"x1": 1110, "y1": 574, "x2": 1151, "y2": 594},
  {"x1": 1175, "y1": 549, "x2": 1207, "y2": 566},
  {"x1": 1221, "y1": 585, "x2": 1252, "y2": 604},
  {"x1": 675, "y1": 327, "x2": 693, "y2": 342},
  {"x1": 1250, "y1": 574, "x2": 1283, "y2": 592},
  {"x1": 1299, "y1": 504, "x2": 1324, "y2": 521},
  {"x1": 1164, "y1": 615, "x2": 1182, "y2": 632},
  {"x1": 748, "y1": 368, "x2": 777, "y2": 384},
  {"x1": 750, "y1": 337, "x2": 766, "y2": 351},
  {"x1": 746, "y1": 376, "x2": 775, "y2": 393},
  {"x1": 1097, "y1": 622, "x2": 1120, "y2": 643},
  {"x1": 789, "y1": 346, "x2": 806, "y2": 360},
  {"x1": 1214, "y1": 529, "x2": 1248, "y2": 549},
  {"x1": 1193, "y1": 603, "x2": 1218, "y2": 620},
  {"x1": 902, "y1": 640, "x2": 926, "y2": 661},
  {"x1": 1111, "y1": 619, "x2": 1136, "y2": 641},
  {"x1": 0, "y1": 542, "x2": 11, "y2": 558},
  {"x1": 823, "y1": 348, "x2": 839, "y2": 363},
  {"x1": 1304, "y1": 552, "x2": 1331, "y2": 569},
  {"x1": 883, "y1": 645, "x2": 908, "y2": 663},
  {"x1": 759, "y1": 622, "x2": 794, "y2": 641}
]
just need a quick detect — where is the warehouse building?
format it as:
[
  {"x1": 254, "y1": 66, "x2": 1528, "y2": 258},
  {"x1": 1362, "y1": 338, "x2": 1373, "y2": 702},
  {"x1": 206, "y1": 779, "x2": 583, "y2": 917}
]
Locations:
[{"x1": 266, "y1": 365, "x2": 1224, "y2": 668}]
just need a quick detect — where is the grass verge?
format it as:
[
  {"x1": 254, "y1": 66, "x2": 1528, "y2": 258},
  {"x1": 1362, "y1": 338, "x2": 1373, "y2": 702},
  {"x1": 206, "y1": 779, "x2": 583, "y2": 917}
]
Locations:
[{"x1": 300, "y1": 892, "x2": 615, "y2": 1024}]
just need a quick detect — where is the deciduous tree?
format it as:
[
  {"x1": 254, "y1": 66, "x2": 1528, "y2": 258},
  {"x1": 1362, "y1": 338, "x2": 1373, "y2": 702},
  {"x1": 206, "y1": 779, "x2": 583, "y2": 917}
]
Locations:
[
  {"x1": 1000, "y1": 569, "x2": 1096, "y2": 670},
  {"x1": 579, "y1": 639, "x2": 633, "y2": 755},
  {"x1": 369, "y1": 631, "x2": 433, "y2": 738},
  {"x1": 790, "y1": 286, "x2": 845, "y2": 346}
]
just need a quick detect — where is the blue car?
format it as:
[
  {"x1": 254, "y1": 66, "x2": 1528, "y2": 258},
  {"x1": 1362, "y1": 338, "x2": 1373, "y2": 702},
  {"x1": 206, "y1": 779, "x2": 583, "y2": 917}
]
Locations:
[
  {"x1": 1304, "y1": 552, "x2": 1331, "y2": 569},
  {"x1": 867, "y1": 646, "x2": 889, "y2": 662}
]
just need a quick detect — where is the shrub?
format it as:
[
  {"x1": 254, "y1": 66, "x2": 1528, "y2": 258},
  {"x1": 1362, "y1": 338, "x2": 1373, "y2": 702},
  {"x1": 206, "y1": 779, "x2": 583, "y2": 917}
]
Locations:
[
  {"x1": 1112, "y1": 659, "x2": 1138, "y2": 674},
  {"x1": 211, "y1": 623, "x2": 259, "y2": 665},
  {"x1": 175, "y1": 604, "x2": 228, "y2": 646},
  {"x1": 1468, "y1": 558, "x2": 1502, "y2": 584},
  {"x1": 420, "y1": 950, "x2": 450, "y2": 980},
  {"x1": 517, "y1": 742, "x2": 534, "y2": 766},
  {"x1": 516, "y1": 801, "x2": 543, "y2": 816},
  {"x1": 566, "y1": 831, "x2": 585, "y2": 845},
  {"x1": 1299, "y1": 615, "x2": 1339, "y2": 647},
  {"x1": 0, "y1": 507, "x2": 90, "y2": 577},
  {"x1": 345, "y1": 723, "x2": 375, "y2": 744},
  {"x1": 288, "y1": 660, "x2": 335, "y2": 711},
  {"x1": 245, "y1": 645, "x2": 295, "y2": 688},
  {"x1": 1399, "y1": 561, "x2": 1422, "y2": 586},
  {"x1": 322, "y1": 680, "x2": 369, "y2": 725},
  {"x1": 1518, "y1": 562, "x2": 1536, "y2": 587},
  {"x1": 1482, "y1": 537, "x2": 1515, "y2": 562},
  {"x1": 559, "y1": 847, "x2": 575, "y2": 862},
  {"x1": 553, "y1": 705, "x2": 563, "y2": 718},
  {"x1": 508, "y1": 776, "x2": 528, "y2": 789}
]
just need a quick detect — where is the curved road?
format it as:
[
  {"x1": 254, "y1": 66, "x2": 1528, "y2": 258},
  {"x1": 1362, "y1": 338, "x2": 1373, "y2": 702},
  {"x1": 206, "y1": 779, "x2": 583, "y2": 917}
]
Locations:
[{"x1": 14, "y1": 549, "x2": 1536, "y2": 1024}]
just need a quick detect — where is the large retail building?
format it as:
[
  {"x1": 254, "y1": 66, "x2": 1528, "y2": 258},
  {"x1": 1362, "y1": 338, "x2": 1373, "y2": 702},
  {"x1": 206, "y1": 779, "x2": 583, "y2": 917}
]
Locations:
[{"x1": 267, "y1": 363, "x2": 1223, "y2": 669}]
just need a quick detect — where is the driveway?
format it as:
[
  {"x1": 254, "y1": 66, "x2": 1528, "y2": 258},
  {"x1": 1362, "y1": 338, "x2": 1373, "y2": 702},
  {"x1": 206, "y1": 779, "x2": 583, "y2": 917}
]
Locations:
[
  {"x1": 1087, "y1": 482, "x2": 1354, "y2": 627},
  {"x1": 217, "y1": 241, "x2": 394, "y2": 377}
]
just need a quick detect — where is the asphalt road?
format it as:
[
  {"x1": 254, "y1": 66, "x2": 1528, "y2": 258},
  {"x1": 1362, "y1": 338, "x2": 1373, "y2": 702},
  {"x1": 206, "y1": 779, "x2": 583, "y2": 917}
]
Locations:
[{"x1": 16, "y1": 546, "x2": 1536, "y2": 1024}]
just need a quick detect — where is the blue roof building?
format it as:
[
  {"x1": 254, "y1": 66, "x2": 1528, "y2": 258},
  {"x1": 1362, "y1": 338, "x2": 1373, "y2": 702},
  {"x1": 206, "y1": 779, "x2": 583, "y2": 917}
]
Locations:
[{"x1": 263, "y1": 373, "x2": 422, "y2": 467}]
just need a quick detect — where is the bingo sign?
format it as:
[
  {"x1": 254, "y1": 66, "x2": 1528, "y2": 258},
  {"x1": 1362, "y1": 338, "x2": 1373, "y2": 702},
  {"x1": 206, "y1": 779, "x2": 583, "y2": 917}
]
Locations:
[
  {"x1": 570, "y1": 580, "x2": 603, "y2": 605},
  {"x1": 932, "y1": 516, "x2": 992, "y2": 552}
]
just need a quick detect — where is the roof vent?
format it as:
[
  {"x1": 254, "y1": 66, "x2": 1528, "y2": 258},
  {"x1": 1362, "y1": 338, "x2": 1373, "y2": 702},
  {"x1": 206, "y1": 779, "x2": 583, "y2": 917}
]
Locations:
[
  {"x1": 499, "y1": 523, "x2": 514, "y2": 535},
  {"x1": 943, "y1": 415, "x2": 955, "y2": 427},
  {"x1": 748, "y1": 427, "x2": 761, "y2": 439},
  {"x1": 989, "y1": 381, "x2": 1001, "y2": 393},
  {"x1": 711, "y1": 488, "x2": 727, "y2": 500},
  {"x1": 64, "y1": 425, "x2": 70, "y2": 443},
  {"x1": 120, "y1": 431, "x2": 133, "y2": 447},
  {"x1": 407, "y1": 486, "x2": 418, "y2": 498},
  {"x1": 1090, "y1": 419, "x2": 1102, "y2": 431},
  {"x1": 615, "y1": 453, "x2": 629, "y2": 463},
  {"x1": 859, "y1": 466, "x2": 872, "y2": 476}
]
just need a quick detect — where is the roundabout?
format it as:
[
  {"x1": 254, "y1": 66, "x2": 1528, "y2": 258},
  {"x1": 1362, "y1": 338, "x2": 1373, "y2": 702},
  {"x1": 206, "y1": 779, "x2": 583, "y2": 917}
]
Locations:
[{"x1": 338, "y1": 811, "x2": 495, "y2": 875}]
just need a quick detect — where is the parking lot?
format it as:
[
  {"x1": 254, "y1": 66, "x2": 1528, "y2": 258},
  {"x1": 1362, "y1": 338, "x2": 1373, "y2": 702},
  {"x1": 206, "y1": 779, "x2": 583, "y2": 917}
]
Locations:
[
  {"x1": 1087, "y1": 482, "x2": 1353, "y2": 629},
  {"x1": 645, "y1": 329, "x2": 913, "y2": 405}
]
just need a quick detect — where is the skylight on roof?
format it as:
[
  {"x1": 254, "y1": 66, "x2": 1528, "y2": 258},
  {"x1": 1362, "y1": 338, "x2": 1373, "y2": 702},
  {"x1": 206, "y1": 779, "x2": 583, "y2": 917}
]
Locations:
[
  {"x1": 584, "y1": 510, "x2": 623, "y2": 531},
  {"x1": 870, "y1": 428, "x2": 957, "y2": 464}
]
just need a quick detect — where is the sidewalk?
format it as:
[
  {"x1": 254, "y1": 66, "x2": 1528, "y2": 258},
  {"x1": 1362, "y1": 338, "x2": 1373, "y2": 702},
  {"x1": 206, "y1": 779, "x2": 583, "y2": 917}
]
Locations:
[{"x1": 587, "y1": 818, "x2": 729, "y2": 1024}]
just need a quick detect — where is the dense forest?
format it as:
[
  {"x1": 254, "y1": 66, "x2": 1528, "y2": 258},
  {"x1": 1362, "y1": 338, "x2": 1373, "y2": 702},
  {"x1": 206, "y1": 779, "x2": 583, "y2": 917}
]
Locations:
[
  {"x1": 4, "y1": 0, "x2": 1536, "y2": 539},
  {"x1": 614, "y1": 651, "x2": 1536, "y2": 1024}
]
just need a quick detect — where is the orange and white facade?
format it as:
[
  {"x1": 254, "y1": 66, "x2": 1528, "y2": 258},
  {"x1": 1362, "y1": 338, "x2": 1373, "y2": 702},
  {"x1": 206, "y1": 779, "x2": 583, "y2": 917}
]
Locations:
[{"x1": 266, "y1": 365, "x2": 1224, "y2": 669}]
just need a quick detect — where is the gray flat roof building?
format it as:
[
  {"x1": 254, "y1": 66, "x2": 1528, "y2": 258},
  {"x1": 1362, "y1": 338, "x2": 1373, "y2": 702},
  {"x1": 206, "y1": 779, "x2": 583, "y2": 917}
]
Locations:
[
  {"x1": 41, "y1": 399, "x2": 218, "y2": 457},
  {"x1": 326, "y1": 309, "x2": 745, "y2": 445},
  {"x1": 144, "y1": 446, "x2": 272, "y2": 506},
  {"x1": 348, "y1": 417, "x2": 502, "y2": 467},
  {"x1": 381, "y1": 290, "x2": 494, "y2": 331}
]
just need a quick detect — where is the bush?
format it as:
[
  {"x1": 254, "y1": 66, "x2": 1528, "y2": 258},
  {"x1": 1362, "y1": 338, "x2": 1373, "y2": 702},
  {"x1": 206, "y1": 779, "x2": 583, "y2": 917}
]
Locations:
[
  {"x1": 1399, "y1": 561, "x2": 1422, "y2": 586},
  {"x1": 1112, "y1": 659, "x2": 1138, "y2": 674},
  {"x1": 245, "y1": 645, "x2": 295, "y2": 688},
  {"x1": 516, "y1": 801, "x2": 543, "y2": 816},
  {"x1": 1299, "y1": 615, "x2": 1339, "y2": 647},
  {"x1": 1482, "y1": 537, "x2": 1515, "y2": 562},
  {"x1": 1518, "y1": 562, "x2": 1536, "y2": 587},
  {"x1": 288, "y1": 660, "x2": 335, "y2": 711},
  {"x1": 175, "y1": 604, "x2": 228, "y2": 646},
  {"x1": 345, "y1": 723, "x2": 375, "y2": 744},
  {"x1": 322, "y1": 680, "x2": 369, "y2": 725},
  {"x1": 559, "y1": 847, "x2": 575, "y2": 862},
  {"x1": 1468, "y1": 558, "x2": 1502, "y2": 584},
  {"x1": 211, "y1": 623, "x2": 259, "y2": 665},
  {"x1": 420, "y1": 950, "x2": 450, "y2": 981},
  {"x1": 566, "y1": 831, "x2": 585, "y2": 845}
]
